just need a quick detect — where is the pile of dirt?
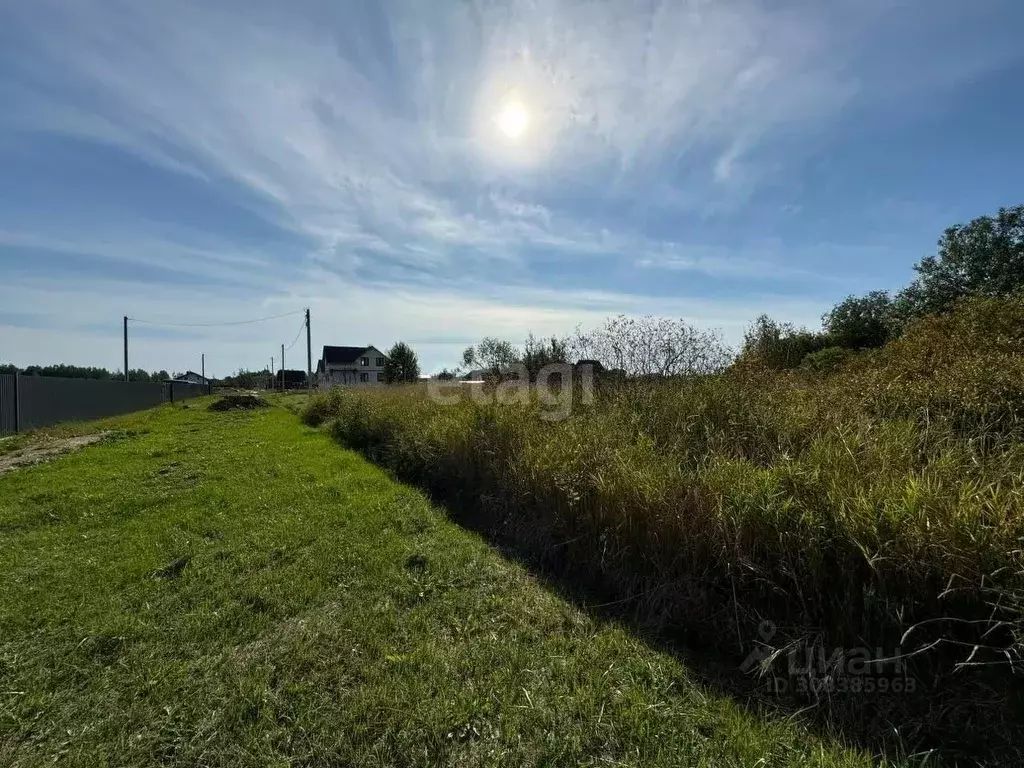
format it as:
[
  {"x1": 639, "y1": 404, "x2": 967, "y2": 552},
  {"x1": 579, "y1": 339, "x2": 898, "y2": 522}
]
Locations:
[{"x1": 207, "y1": 394, "x2": 268, "y2": 412}]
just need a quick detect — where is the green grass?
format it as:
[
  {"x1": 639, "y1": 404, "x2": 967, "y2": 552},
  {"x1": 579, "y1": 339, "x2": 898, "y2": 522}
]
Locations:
[{"x1": 0, "y1": 400, "x2": 881, "y2": 767}]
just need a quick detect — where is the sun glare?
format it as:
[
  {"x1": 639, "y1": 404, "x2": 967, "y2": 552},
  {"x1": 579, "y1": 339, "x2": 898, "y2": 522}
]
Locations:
[{"x1": 496, "y1": 102, "x2": 529, "y2": 139}]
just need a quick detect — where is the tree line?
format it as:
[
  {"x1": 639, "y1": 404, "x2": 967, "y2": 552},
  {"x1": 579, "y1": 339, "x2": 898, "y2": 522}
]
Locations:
[
  {"x1": 0, "y1": 363, "x2": 172, "y2": 382},
  {"x1": 743, "y1": 204, "x2": 1024, "y2": 370}
]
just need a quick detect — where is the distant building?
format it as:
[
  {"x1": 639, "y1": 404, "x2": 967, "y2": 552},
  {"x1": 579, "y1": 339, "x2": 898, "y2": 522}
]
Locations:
[
  {"x1": 316, "y1": 346, "x2": 388, "y2": 387},
  {"x1": 174, "y1": 371, "x2": 212, "y2": 387},
  {"x1": 275, "y1": 369, "x2": 308, "y2": 389}
]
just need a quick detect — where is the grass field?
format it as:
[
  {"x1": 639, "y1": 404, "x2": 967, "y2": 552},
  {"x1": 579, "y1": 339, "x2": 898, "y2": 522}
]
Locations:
[{"x1": 0, "y1": 400, "x2": 886, "y2": 767}]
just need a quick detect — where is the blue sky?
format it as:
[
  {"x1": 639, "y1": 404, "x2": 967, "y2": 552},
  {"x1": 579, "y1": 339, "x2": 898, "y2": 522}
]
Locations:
[{"x1": 1, "y1": 0, "x2": 1022, "y2": 376}]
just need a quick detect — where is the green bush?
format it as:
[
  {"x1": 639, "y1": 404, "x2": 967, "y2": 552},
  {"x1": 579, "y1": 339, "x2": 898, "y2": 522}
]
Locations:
[
  {"x1": 799, "y1": 345, "x2": 854, "y2": 373},
  {"x1": 851, "y1": 293, "x2": 1024, "y2": 432},
  {"x1": 740, "y1": 314, "x2": 832, "y2": 369},
  {"x1": 301, "y1": 388, "x2": 345, "y2": 427},
  {"x1": 822, "y1": 290, "x2": 894, "y2": 349}
]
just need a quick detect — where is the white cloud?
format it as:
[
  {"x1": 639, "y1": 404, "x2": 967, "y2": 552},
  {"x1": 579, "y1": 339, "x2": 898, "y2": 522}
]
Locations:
[
  {"x1": 8, "y1": 0, "x2": 1004, "y2": 263},
  {"x1": 2, "y1": 1, "x2": 856, "y2": 252}
]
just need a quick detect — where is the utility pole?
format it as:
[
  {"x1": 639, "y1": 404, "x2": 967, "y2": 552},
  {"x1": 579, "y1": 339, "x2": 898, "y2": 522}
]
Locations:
[
  {"x1": 281, "y1": 343, "x2": 285, "y2": 392},
  {"x1": 201, "y1": 353, "x2": 205, "y2": 381},
  {"x1": 123, "y1": 316, "x2": 129, "y2": 382},
  {"x1": 305, "y1": 307, "x2": 312, "y2": 392},
  {"x1": 270, "y1": 356, "x2": 274, "y2": 391}
]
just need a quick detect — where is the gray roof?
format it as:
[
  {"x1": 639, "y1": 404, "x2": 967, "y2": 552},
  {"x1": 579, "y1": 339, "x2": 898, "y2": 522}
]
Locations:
[
  {"x1": 322, "y1": 346, "x2": 369, "y2": 364},
  {"x1": 321, "y1": 346, "x2": 386, "y2": 365}
]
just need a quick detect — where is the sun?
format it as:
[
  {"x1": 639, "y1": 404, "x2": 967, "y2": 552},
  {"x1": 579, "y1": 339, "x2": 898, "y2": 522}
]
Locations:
[{"x1": 496, "y1": 101, "x2": 529, "y2": 139}]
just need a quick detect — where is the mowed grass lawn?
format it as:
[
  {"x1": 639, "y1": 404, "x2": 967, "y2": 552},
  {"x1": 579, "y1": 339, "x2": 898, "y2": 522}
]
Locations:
[{"x1": 0, "y1": 401, "x2": 879, "y2": 767}]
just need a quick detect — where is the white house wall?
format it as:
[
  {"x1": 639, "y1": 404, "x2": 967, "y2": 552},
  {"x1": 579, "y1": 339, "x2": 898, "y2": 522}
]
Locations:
[{"x1": 322, "y1": 367, "x2": 385, "y2": 386}]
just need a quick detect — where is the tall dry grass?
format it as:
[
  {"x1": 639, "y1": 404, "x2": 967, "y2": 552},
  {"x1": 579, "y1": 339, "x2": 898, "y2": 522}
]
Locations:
[{"x1": 304, "y1": 295, "x2": 1024, "y2": 756}]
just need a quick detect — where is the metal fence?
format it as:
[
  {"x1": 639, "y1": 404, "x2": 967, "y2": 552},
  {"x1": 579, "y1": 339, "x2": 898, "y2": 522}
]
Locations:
[
  {"x1": 0, "y1": 375, "x2": 16, "y2": 435},
  {"x1": 165, "y1": 381, "x2": 207, "y2": 403},
  {"x1": 0, "y1": 374, "x2": 209, "y2": 434}
]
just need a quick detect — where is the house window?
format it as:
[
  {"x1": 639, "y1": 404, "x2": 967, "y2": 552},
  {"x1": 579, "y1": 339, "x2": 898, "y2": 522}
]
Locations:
[
  {"x1": 360, "y1": 357, "x2": 369, "y2": 366},
  {"x1": 376, "y1": 357, "x2": 385, "y2": 366},
  {"x1": 377, "y1": 372, "x2": 384, "y2": 382},
  {"x1": 360, "y1": 372, "x2": 369, "y2": 383}
]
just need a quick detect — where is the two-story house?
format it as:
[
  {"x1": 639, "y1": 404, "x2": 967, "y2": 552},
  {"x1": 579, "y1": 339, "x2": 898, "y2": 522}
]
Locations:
[{"x1": 316, "y1": 346, "x2": 388, "y2": 387}]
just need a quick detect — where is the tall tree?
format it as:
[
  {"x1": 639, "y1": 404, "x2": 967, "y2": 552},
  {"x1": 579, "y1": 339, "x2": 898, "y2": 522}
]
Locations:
[
  {"x1": 383, "y1": 342, "x2": 420, "y2": 383},
  {"x1": 822, "y1": 291, "x2": 894, "y2": 349},
  {"x1": 572, "y1": 315, "x2": 732, "y2": 376},
  {"x1": 894, "y1": 205, "x2": 1024, "y2": 324},
  {"x1": 521, "y1": 333, "x2": 569, "y2": 379},
  {"x1": 462, "y1": 337, "x2": 520, "y2": 378}
]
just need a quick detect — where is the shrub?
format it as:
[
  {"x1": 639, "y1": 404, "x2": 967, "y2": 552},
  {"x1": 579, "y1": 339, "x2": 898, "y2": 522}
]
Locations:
[
  {"x1": 799, "y1": 345, "x2": 854, "y2": 373},
  {"x1": 741, "y1": 315, "x2": 831, "y2": 369},
  {"x1": 521, "y1": 333, "x2": 569, "y2": 380},
  {"x1": 301, "y1": 388, "x2": 345, "y2": 427},
  {"x1": 854, "y1": 293, "x2": 1024, "y2": 433}
]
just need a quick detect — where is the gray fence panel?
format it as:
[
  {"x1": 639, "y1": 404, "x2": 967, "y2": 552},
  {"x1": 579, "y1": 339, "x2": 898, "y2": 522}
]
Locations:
[
  {"x1": 166, "y1": 382, "x2": 207, "y2": 402},
  {"x1": 17, "y1": 377, "x2": 165, "y2": 431},
  {"x1": 0, "y1": 374, "x2": 16, "y2": 435}
]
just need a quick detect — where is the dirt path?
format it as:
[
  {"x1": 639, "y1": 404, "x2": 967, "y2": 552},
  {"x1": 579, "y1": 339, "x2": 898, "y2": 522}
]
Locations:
[{"x1": 0, "y1": 433, "x2": 107, "y2": 476}]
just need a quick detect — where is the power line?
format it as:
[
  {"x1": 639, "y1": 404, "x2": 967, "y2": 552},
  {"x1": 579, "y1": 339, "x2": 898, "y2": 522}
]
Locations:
[
  {"x1": 284, "y1": 315, "x2": 307, "y2": 352},
  {"x1": 127, "y1": 310, "x2": 304, "y2": 328}
]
